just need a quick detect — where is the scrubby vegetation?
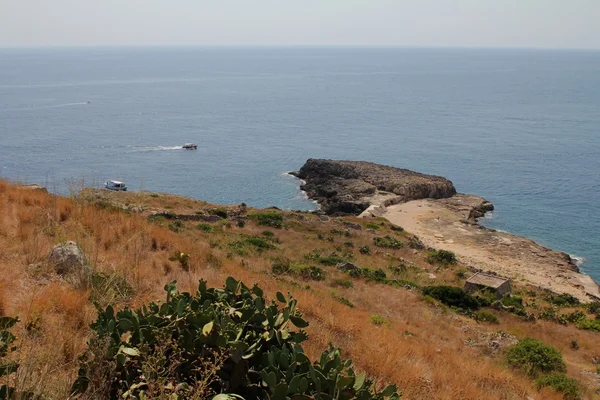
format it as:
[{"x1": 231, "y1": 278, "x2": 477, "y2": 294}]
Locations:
[
  {"x1": 426, "y1": 250, "x2": 457, "y2": 265},
  {"x1": 197, "y1": 223, "x2": 213, "y2": 232},
  {"x1": 373, "y1": 235, "x2": 403, "y2": 249},
  {"x1": 535, "y1": 373, "x2": 581, "y2": 399},
  {"x1": 0, "y1": 317, "x2": 20, "y2": 398},
  {"x1": 0, "y1": 181, "x2": 596, "y2": 399},
  {"x1": 422, "y1": 286, "x2": 483, "y2": 311},
  {"x1": 473, "y1": 310, "x2": 499, "y2": 324},
  {"x1": 272, "y1": 258, "x2": 325, "y2": 281},
  {"x1": 73, "y1": 278, "x2": 399, "y2": 399},
  {"x1": 506, "y1": 338, "x2": 566, "y2": 377},
  {"x1": 249, "y1": 211, "x2": 283, "y2": 228}
]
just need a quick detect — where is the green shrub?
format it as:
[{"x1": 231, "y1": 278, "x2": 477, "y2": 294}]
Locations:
[
  {"x1": 242, "y1": 236, "x2": 277, "y2": 251},
  {"x1": 331, "y1": 279, "x2": 354, "y2": 289},
  {"x1": 426, "y1": 250, "x2": 457, "y2": 265},
  {"x1": 497, "y1": 294, "x2": 527, "y2": 316},
  {"x1": 196, "y1": 223, "x2": 212, "y2": 232},
  {"x1": 304, "y1": 250, "x2": 346, "y2": 266},
  {"x1": 147, "y1": 214, "x2": 166, "y2": 224},
  {"x1": 373, "y1": 236, "x2": 403, "y2": 249},
  {"x1": 317, "y1": 253, "x2": 345, "y2": 266},
  {"x1": 0, "y1": 316, "x2": 20, "y2": 399},
  {"x1": 329, "y1": 291, "x2": 355, "y2": 308},
  {"x1": 365, "y1": 222, "x2": 381, "y2": 230},
  {"x1": 501, "y1": 294, "x2": 524, "y2": 309},
  {"x1": 390, "y1": 225, "x2": 404, "y2": 232},
  {"x1": 343, "y1": 241, "x2": 354, "y2": 248},
  {"x1": 330, "y1": 228, "x2": 344, "y2": 235},
  {"x1": 72, "y1": 278, "x2": 400, "y2": 399},
  {"x1": 538, "y1": 307, "x2": 569, "y2": 325},
  {"x1": 565, "y1": 310, "x2": 586, "y2": 323},
  {"x1": 422, "y1": 286, "x2": 481, "y2": 311},
  {"x1": 546, "y1": 293, "x2": 580, "y2": 307},
  {"x1": 271, "y1": 258, "x2": 325, "y2": 281},
  {"x1": 506, "y1": 338, "x2": 566, "y2": 377},
  {"x1": 389, "y1": 264, "x2": 407, "y2": 275},
  {"x1": 230, "y1": 236, "x2": 277, "y2": 255},
  {"x1": 576, "y1": 318, "x2": 600, "y2": 332},
  {"x1": 359, "y1": 268, "x2": 387, "y2": 282},
  {"x1": 546, "y1": 293, "x2": 579, "y2": 307},
  {"x1": 370, "y1": 314, "x2": 390, "y2": 326},
  {"x1": 473, "y1": 310, "x2": 499, "y2": 324},
  {"x1": 535, "y1": 373, "x2": 580, "y2": 400},
  {"x1": 291, "y1": 265, "x2": 326, "y2": 281},
  {"x1": 236, "y1": 219, "x2": 246, "y2": 228},
  {"x1": 262, "y1": 230, "x2": 275, "y2": 238},
  {"x1": 211, "y1": 208, "x2": 228, "y2": 219},
  {"x1": 359, "y1": 245, "x2": 371, "y2": 255},
  {"x1": 168, "y1": 220, "x2": 184, "y2": 233},
  {"x1": 587, "y1": 301, "x2": 600, "y2": 315},
  {"x1": 249, "y1": 211, "x2": 283, "y2": 228}
]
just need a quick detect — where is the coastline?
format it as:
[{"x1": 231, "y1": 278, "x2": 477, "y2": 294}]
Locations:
[
  {"x1": 287, "y1": 164, "x2": 600, "y2": 302},
  {"x1": 382, "y1": 194, "x2": 600, "y2": 302}
]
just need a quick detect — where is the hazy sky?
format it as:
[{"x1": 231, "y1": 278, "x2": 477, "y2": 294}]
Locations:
[{"x1": 1, "y1": 0, "x2": 599, "y2": 49}]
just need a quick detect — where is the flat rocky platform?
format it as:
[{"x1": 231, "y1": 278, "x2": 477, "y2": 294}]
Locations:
[
  {"x1": 385, "y1": 196, "x2": 600, "y2": 302},
  {"x1": 291, "y1": 159, "x2": 457, "y2": 215}
]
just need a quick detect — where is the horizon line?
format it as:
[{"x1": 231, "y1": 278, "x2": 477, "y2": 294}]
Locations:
[{"x1": 1, "y1": 44, "x2": 599, "y2": 52}]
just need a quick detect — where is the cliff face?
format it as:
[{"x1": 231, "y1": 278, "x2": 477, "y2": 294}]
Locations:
[{"x1": 291, "y1": 159, "x2": 457, "y2": 215}]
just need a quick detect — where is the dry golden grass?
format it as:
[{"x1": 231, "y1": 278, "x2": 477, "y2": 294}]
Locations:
[{"x1": 0, "y1": 181, "x2": 598, "y2": 398}]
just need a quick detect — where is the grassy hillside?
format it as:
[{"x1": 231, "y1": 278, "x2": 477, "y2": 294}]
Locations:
[{"x1": 0, "y1": 181, "x2": 599, "y2": 399}]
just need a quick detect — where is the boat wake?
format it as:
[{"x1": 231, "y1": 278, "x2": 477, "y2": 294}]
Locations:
[
  {"x1": 0, "y1": 102, "x2": 89, "y2": 112},
  {"x1": 129, "y1": 146, "x2": 183, "y2": 152}
]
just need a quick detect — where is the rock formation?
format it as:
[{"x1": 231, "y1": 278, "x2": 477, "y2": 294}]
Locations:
[
  {"x1": 291, "y1": 159, "x2": 457, "y2": 215},
  {"x1": 49, "y1": 241, "x2": 91, "y2": 286},
  {"x1": 49, "y1": 241, "x2": 88, "y2": 275}
]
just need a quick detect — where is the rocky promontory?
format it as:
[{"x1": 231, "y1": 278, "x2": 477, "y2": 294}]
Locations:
[{"x1": 291, "y1": 159, "x2": 458, "y2": 216}]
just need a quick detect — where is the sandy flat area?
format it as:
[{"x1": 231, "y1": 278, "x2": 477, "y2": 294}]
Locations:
[{"x1": 383, "y1": 195, "x2": 599, "y2": 302}]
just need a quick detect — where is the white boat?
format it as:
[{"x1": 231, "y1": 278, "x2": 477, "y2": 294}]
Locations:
[
  {"x1": 182, "y1": 143, "x2": 198, "y2": 150},
  {"x1": 104, "y1": 180, "x2": 127, "y2": 191}
]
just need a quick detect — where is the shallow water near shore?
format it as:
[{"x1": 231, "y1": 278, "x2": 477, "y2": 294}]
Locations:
[{"x1": 1, "y1": 47, "x2": 599, "y2": 281}]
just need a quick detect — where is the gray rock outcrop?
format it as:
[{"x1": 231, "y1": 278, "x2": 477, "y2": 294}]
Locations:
[
  {"x1": 291, "y1": 159, "x2": 457, "y2": 215},
  {"x1": 49, "y1": 241, "x2": 88, "y2": 276}
]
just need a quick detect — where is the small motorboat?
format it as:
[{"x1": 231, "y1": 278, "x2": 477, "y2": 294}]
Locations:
[
  {"x1": 104, "y1": 180, "x2": 127, "y2": 191},
  {"x1": 182, "y1": 143, "x2": 198, "y2": 150}
]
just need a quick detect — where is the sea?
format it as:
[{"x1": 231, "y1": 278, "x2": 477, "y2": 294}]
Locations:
[{"x1": 1, "y1": 47, "x2": 599, "y2": 282}]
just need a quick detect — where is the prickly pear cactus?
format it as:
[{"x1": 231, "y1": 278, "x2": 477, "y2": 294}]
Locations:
[
  {"x1": 0, "y1": 316, "x2": 20, "y2": 399},
  {"x1": 72, "y1": 277, "x2": 400, "y2": 399}
]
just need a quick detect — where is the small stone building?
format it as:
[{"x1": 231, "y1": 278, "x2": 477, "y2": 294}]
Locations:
[{"x1": 464, "y1": 272, "x2": 511, "y2": 299}]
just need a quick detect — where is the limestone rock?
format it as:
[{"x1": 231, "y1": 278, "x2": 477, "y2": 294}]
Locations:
[
  {"x1": 292, "y1": 159, "x2": 456, "y2": 216},
  {"x1": 337, "y1": 262, "x2": 359, "y2": 272},
  {"x1": 49, "y1": 241, "x2": 88, "y2": 276},
  {"x1": 342, "y1": 221, "x2": 362, "y2": 230}
]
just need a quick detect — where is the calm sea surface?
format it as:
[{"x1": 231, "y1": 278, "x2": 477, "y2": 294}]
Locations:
[{"x1": 1, "y1": 47, "x2": 599, "y2": 281}]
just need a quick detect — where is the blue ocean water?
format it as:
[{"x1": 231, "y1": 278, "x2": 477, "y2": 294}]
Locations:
[{"x1": 1, "y1": 47, "x2": 599, "y2": 281}]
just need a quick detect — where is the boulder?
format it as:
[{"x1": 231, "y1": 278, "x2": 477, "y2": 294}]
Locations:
[
  {"x1": 337, "y1": 262, "x2": 359, "y2": 272},
  {"x1": 49, "y1": 241, "x2": 88, "y2": 276},
  {"x1": 342, "y1": 221, "x2": 362, "y2": 230}
]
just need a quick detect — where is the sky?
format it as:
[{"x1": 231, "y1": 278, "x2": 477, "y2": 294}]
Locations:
[{"x1": 1, "y1": 0, "x2": 599, "y2": 49}]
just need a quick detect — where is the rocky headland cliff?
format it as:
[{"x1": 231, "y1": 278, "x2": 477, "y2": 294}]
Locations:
[
  {"x1": 290, "y1": 159, "x2": 460, "y2": 216},
  {"x1": 292, "y1": 159, "x2": 599, "y2": 301}
]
